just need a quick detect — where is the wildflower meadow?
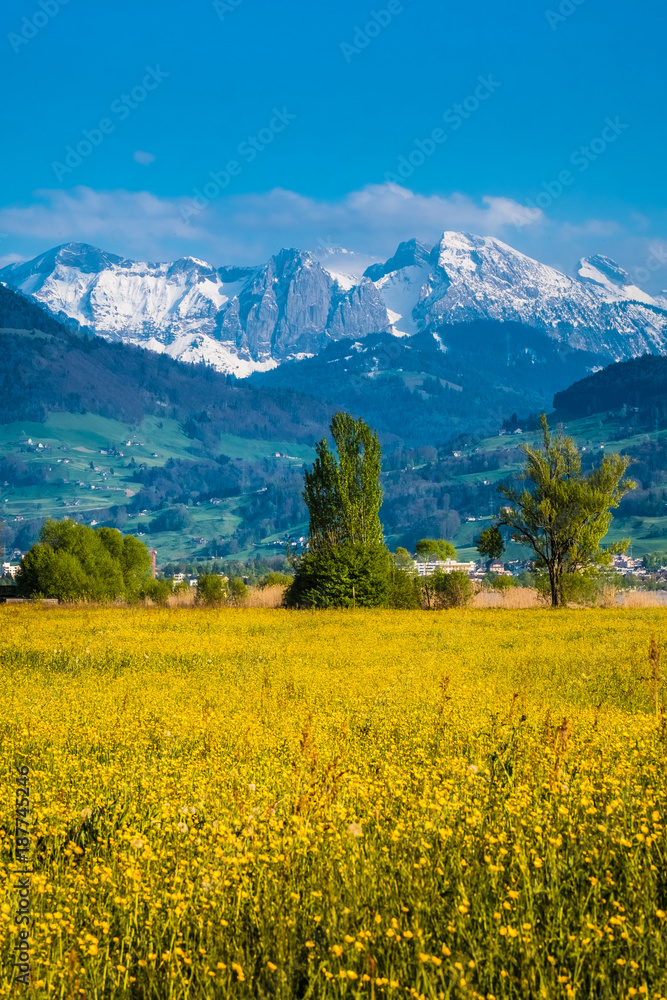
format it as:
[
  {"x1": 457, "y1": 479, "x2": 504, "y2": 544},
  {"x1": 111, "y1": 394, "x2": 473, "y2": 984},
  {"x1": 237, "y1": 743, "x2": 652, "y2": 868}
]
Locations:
[{"x1": 0, "y1": 606, "x2": 666, "y2": 999}]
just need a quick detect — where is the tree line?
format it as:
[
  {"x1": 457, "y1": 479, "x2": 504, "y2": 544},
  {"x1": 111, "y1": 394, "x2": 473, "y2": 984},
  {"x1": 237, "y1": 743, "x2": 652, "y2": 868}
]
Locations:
[{"x1": 12, "y1": 411, "x2": 634, "y2": 608}]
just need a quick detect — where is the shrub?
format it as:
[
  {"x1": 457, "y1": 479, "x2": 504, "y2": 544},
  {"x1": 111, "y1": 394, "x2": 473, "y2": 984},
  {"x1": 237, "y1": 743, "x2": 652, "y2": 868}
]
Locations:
[
  {"x1": 424, "y1": 569, "x2": 474, "y2": 609},
  {"x1": 387, "y1": 566, "x2": 421, "y2": 609},
  {"x1": 228, "y1": 577, "x2": 248, "y2": 604},
  {"x1": 17, "y1": 519, "x2": 152, "y2": 602},
  {"x1": 483, "y1": 573, "x2": 516, "y2": 592},
  {"x1": 139, "y1": 579, "x2": 173, "y2": 606},
  {"x1": 197, "y1": 574, "x2": 226, "y2": 606},
  {"x1": 284, "y1": 543, "x2": 390, "y2": 609},
  {"x1": 534, "y1": 570, "x2": 608, "y2": 607},
  {"x1": 259, "y1": 572, "x2": 292, "y2": 588},
  {"x1": 414, "y1": 539, "x2": 457, "y2": 562}
]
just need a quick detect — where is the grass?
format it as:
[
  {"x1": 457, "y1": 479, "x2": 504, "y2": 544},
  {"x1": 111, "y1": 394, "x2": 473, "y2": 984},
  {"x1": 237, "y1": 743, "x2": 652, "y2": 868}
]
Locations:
[
  {"x1": 0, "y1": 606, "x2": 666, "y2": 998},
  {"x1": 0, "y1": 413, "x2": 315, "y2": 563},
  {"x1": 3, "y1": 407, "x2": 667, "y2": 566}
]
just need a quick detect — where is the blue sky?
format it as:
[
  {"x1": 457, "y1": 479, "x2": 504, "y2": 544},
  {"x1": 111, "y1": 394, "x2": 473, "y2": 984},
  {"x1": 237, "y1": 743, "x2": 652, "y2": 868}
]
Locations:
[{"x1": 1, "y1": 0, "x2": 666, "y2": 288}]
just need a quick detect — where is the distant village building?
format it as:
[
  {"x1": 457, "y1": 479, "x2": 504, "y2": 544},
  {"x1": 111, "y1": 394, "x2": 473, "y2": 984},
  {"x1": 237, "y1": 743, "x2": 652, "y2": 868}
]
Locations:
[
  {"x1": 414, "y1": 559, "x2": 476, "y2": 578},
  {"x1": 611, "y1": 554, "x2": 645, "y2": 576}
]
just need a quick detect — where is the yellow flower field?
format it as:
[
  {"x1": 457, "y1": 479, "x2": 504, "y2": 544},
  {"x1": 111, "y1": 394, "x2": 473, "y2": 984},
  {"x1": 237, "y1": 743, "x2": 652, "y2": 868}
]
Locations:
[{"x1": 0, "y1": 605, "x2": 666, "y2": 999}]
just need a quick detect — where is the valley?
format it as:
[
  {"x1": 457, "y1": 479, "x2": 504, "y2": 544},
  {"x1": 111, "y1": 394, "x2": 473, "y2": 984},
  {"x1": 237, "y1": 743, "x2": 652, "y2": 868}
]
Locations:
[{"x1": 4, "y1": 230, "x2": 667, "y2": 571}]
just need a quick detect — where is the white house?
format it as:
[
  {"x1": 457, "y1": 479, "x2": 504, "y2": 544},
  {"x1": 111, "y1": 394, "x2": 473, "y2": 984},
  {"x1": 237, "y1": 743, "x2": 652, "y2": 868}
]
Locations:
[{"x1": 414, "y1": 559, "x2": 476, "y2": 578}]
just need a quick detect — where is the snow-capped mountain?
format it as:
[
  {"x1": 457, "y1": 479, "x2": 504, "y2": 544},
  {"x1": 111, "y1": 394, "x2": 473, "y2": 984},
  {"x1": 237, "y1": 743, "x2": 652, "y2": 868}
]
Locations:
[
  {"x1": 364, "y1": 233, "x2": 667, "y2": 358},
  {"x1": 2, "y1": 233, "x2": 667, "y2": 376},
  {"x1": 0, "y1": 243, "x2": 390, "y2": 376}
]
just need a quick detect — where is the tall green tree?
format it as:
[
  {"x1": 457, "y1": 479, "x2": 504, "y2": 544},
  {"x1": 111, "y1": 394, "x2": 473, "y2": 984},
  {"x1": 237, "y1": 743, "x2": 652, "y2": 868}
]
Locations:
[
  {"x1": 414, "y1": 538, "x2": 457, "y2": 562},
  {"x1": 303, "y1": 412, "x2": 383, "y2": 551},
  {"x1": 478, "y1": 414, "x2": 635, "y2": 606},
  {"x1": 286, "y1": 413, "x2": 391, "y2": 608}
]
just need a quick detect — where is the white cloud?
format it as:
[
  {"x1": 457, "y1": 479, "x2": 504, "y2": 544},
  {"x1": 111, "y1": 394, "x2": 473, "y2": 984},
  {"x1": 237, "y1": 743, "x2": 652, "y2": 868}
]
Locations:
[
  {"x1": 133, "y1": 151, "x2": 156, "y2": 166},
  {"x1": 0, "y1": 183, "x2": 664, "y2": 291},
  {"x1": 0, "y1": 252, "x2": 23, "y2": 268}
]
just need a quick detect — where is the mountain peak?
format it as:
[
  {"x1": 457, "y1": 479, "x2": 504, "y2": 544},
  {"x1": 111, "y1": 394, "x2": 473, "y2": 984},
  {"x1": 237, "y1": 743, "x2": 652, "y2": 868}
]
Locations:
[
  {"x1": 364, "y1": 238, "x2": 432, "y2": 281},
  {"x1": 577, "y1": 253, "x2": 631, "y2": 287},
  {"x1": 2, "y1": 233, "x2": 667, "y2": 377},
  {"x1": 53, "y1": 242, "x2": 126, "y2": 273}
]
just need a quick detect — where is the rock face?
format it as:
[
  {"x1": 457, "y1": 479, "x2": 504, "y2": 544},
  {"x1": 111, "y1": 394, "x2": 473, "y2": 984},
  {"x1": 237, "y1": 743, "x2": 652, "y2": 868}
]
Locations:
[
  {"x1": 367, "y1": 233, "x2": 667, "y2": 361},
  {"x1": 0, "y1": 243, "x2": 391, "y2": 376},
  {"x1": 3, "y1": 233, "x2": 667, "y2": 376},
  {"x1": 216, "y1": 249, "x2": 390, "y2": 364}
]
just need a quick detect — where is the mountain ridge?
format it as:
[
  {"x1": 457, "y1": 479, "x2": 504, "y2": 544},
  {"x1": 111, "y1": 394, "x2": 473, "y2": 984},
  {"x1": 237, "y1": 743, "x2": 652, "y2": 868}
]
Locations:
[{"x1": 3, "y1": 232, "x2": 667, "y2": 377}]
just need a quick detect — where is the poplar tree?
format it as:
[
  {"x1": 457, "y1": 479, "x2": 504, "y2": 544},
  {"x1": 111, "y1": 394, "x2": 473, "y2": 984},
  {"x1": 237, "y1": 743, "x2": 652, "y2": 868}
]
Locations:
[
  {"x1": 286, "y1": 412, "x2": 390, "y2": 608},
  {"x1": 303, "y1": 412, "x2": 383, "y2": 551}
]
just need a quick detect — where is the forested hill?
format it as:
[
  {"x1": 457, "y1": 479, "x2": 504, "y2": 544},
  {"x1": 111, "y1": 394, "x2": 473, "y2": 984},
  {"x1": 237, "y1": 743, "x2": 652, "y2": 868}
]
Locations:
[
  {"x1": 553, "y1": 354, "x2": 667, "y2": 425},
  {"x1": 0, "y1": 284, "x2": 331, "y2": 443}
]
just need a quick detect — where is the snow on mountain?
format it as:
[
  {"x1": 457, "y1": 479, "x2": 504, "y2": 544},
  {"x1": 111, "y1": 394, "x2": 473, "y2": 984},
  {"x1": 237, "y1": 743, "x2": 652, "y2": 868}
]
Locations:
[
  {"x1": 576, "y1": 254, "x2": 656, "y2": 306},
  {"x1": 3, "y1": 234, "x2": 667, "y2": 377},
  {"x1": 366, "y1": 232, "x2": 667, "y2": 361},
  {"x1": 1, "y1": 243, "x2": 232, "y2": 341},
  {"x1": 314, "y1": 245, "x2": 381, "y2": 291},
  {"x1": 0, "y1": 243, "x2": 391, "y2": 376},
  {"x1": 364, "y1": 239, "x2": 433, "y2": 336}
]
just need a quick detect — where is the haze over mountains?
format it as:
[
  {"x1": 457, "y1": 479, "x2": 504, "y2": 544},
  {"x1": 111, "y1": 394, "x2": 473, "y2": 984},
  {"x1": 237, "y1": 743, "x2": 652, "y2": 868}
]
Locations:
[{"x1": 2, "y1": 232, "x2": 667, "y2": 379}]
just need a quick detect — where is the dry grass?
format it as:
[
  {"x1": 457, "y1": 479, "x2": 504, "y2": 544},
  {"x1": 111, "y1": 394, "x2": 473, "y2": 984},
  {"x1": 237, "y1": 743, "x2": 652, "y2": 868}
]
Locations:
[
  {"x1": 166, "y1": 588, "x2": 196, "y2": 608},
  {"x1": 618, "y1": 590, "x2": 667, "y2": 608},
  {"x1": 473, "y1": 587, "x2": 542, "y2": 609},
  {"x1": 242, "y1": 583, "x2": 287, "y2": 608}
]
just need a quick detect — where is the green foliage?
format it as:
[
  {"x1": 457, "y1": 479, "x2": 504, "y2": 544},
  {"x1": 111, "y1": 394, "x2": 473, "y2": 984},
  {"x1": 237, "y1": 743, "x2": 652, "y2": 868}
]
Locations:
[
  {"x1": 423, "y1": 569, "x2": 474, "y2": 609},
  {"x1": 484, "y1": 414, "x2": 635, "y2": 606},
  {"x1": 393, "y1": 547, "x2": 414, "y2": 569},
  {"x1": 533, "y1": 570, "x2": 606, "y2": 607},
  {"x1": 483, "y1": 572, "x2": 516, "y2": 592},
  {"x1": 477, "y1": 526, "x2": 504, "y2": 560},
  {"x1": 17, "y1": 519, "x2": 152, "y2": 602},
  {"x1": 228, "y1": 577, "x2": 248, "y2": 604},
  {"x1": 292, "y1": 412, "x2": 390, "y2": 608},
  {"x1": 196, "y1": 574, "x2": 227, "y2": 606},
  {"x1": 18, "y1": 547, "x2": 90, "y2": 602},
  {"x1": 149, "y1": 506, "x2": 193, "y2": 533},
  {"x1": 304, "y1": 412, "x2": 383, "y2": 551},
  {"x1": 140, "y1": 579, "x2": 173, "y2": 606},
  {"x1": 414, "y1": 538, "x2": 457, "y2": 562},
  {"x1": 97, "y1": 528, "x2": 153, "y2": 596},
  {"x1": 284, "y1": 543, "x2": 391, "y2": 609},
  {"x1": 387, "y1": 565, "x2": 421, "y2": 609},
  {"x1": 643, "y1": 550, "x2": 667, "y2": 570},
  {"x1": 258, "y1": 572, "x2": 293, "y2": 588}
]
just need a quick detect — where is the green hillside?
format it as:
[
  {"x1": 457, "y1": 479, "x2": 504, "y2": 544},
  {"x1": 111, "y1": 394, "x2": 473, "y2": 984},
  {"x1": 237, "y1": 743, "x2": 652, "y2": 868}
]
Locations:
[
  {"x1": 0, "y1": 412, "x2": 315, "y2": 564},
  {"x1": 4, "y1": 284, "x2": 667, "y2": 569}
]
